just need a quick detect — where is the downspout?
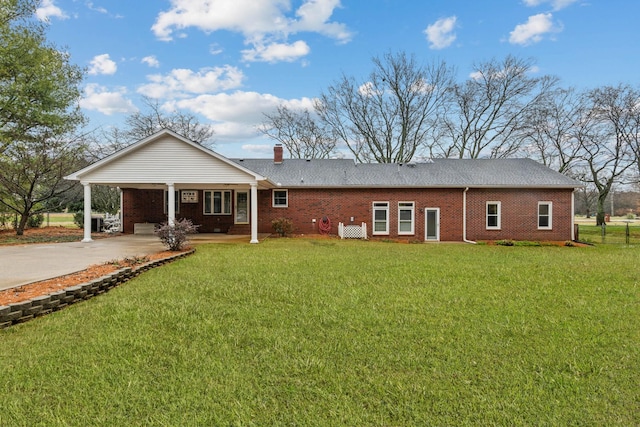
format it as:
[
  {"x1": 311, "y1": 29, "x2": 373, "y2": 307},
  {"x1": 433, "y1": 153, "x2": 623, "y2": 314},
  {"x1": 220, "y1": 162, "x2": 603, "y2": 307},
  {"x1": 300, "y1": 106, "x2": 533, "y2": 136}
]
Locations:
[
  {"x1": 571, "y1": 188, "x2": 577, "y2": 241},
  {"x1": 463, "y1": 187, "x2": 477, "y2": 244}
]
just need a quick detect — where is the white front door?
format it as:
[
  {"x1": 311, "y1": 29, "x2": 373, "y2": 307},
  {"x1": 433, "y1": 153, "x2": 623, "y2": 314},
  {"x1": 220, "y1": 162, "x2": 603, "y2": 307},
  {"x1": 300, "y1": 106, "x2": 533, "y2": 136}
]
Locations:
[
  {"x1": 235, "y1": 191, "x2": 249, "y2": 224},
  {"x1": 425, "y1": 208, "x2": 440, "y2": 241}
]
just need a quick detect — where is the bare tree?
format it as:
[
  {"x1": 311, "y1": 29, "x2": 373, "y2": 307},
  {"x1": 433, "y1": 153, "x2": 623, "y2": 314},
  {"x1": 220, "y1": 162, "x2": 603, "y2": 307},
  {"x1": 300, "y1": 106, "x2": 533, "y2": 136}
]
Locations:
[
  {"x1": 436, "y1": 55, "x2": 557, "y2": 159},
  {"x1": 575, "y1": 85, "x2": 637, "y2": 225},
  {"x1": 618, "y1": 87, "x2": 640, "y2": 187},
  {"x1": 259, "y1": 105, "x2": 337, "y2": 159},
  {"x1": 121, "y1": 96, "x2": 215, "y2": 148},
  {"x1": 520, "y1": 87, "x2": 584, "y2": 173},
  {"x1": 316, "y1": 51, "x2": 454, "y2": 163},
  {"x1": 0, "y1": 131, "x2": 87, "y2": 234}
]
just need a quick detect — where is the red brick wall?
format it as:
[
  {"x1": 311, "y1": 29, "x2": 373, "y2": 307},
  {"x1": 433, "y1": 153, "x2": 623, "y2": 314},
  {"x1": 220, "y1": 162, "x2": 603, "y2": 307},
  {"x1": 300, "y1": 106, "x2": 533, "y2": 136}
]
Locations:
[
  {"x1": 121, "y1": 187, "x2": 575, "y2": 241},
  {"x1": 121, "y1": 189, "x2": 235, "y2": 233},
  {"x1": 121, "y1": 189, "x2": 166, "y2": 234},
  {"x1": 465, "y1": 188, "x2": 574, "y2": 241},
  {"x1": 256, "y1": 188, "x2": 464, "y2": 241}
]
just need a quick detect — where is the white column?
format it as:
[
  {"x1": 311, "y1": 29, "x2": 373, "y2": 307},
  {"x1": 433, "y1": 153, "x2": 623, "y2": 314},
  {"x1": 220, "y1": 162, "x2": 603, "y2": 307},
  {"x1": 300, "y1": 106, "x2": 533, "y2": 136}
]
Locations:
[
  {"x1": 250, "y1": 183, "x2": 259, "y2": 244},
  {"x1": 82, "y1": 182, "x2": 92, "y2": 242},
  {"x1": 117, "y1": 187, "x2": 123, "y2": 232},
  {"x1": 167, "y1": 183, "x2": 175, "y2": 227}
]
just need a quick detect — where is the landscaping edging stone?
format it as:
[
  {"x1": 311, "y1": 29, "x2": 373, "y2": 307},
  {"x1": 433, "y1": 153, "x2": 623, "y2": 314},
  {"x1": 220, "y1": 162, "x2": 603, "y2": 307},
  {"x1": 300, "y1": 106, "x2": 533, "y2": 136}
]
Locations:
[{"x1": 0, "y1": 249, "x2": 194, "y2": 329}]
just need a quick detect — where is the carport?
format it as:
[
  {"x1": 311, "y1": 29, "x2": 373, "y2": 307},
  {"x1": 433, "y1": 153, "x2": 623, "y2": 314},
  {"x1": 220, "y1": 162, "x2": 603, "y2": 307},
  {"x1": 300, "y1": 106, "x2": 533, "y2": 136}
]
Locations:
[{"x1": 65, "y1": 129, "x2": 275, "y2": 244}]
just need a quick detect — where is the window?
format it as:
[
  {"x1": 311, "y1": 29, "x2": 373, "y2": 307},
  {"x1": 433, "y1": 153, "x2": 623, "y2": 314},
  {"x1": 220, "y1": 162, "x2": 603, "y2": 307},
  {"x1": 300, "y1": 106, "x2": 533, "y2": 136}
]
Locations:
[
  {"x1": 398, "y1": 202, "x2": 415, "y2": 235},
  {"x1": 486, "y1": 201, "x2": 501, "y2": 229},
  {"x1": 538, "y1": 202, "x2": 552, "y2": 229},
  {"x1": 204, "y1": 190, "x2": 231, "y2": 215},
  {"x1": 273, "y1": 189, "x2": 288, "y2": 207},
  {"x1": 373, "y1": 202, "x2": 389, "y2": 235},
  {"x1": 164, "y1": 190, "x2": 180, "y2": 214}
]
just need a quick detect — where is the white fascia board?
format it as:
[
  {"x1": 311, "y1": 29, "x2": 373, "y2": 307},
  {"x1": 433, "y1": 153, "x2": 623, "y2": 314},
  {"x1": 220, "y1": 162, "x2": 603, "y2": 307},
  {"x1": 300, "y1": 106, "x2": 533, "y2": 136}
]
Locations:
[{"x1": 65, "y1": 129, "x2": 270, "y2": 183}]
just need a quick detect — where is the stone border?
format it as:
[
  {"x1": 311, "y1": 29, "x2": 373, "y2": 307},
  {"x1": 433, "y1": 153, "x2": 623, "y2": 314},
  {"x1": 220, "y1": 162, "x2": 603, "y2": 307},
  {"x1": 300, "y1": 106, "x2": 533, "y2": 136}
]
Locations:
[{"x1": 0, "y1": 249, "x2": 194, "y2": 329}]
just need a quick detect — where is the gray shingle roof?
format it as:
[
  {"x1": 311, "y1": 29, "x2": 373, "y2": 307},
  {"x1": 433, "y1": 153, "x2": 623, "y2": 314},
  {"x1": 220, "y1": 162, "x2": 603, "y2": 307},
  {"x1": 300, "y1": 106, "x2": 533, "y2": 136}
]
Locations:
[{"x1": 233, "y1": 158, "x2": 581, "y2": 188}]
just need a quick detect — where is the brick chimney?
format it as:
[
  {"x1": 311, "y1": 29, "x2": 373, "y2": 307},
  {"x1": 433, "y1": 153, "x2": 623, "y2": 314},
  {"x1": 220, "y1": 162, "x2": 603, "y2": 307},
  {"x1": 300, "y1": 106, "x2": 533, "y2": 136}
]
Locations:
[{"x1": 274, "y1": 144, "x2": 283, "y2": 164}]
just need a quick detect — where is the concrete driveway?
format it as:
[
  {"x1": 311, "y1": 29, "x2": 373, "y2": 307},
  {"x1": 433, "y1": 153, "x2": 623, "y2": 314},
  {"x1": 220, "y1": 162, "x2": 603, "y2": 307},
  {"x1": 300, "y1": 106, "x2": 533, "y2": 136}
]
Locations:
[
  {"x1": 0, "y1": 233, "x2": 269, "y2": 292},
  {"x1": 0, "y1": 235, "x2": 165, "y2": 291}
]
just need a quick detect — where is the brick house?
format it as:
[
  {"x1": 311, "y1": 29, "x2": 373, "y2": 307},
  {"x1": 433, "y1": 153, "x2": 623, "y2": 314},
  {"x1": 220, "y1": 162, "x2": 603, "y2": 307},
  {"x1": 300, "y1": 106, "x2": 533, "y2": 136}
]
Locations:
[{"x1": 66, "y1": 129, "x2": 582, "y2": 243}]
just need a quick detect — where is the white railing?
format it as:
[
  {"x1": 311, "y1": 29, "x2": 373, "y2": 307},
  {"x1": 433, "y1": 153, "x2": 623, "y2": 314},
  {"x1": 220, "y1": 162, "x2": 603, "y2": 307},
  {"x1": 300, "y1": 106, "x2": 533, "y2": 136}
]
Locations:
[{"x1": 338, "y1": 222, "x2": 368, "y2": 239}]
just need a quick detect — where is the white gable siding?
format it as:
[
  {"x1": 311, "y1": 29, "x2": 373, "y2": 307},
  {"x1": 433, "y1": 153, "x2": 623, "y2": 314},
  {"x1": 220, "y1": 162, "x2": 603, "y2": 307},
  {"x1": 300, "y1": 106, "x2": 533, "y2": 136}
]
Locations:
[{"x1": 80, "y1": 136, "x2": 256, "y2": 184}]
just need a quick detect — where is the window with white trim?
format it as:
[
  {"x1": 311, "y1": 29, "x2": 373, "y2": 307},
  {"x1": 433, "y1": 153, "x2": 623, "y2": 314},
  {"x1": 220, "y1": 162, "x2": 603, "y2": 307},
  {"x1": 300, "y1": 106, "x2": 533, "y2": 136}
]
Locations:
[
  {"x1": 164, "y1": 190, "x2": 180, "y2": 214},
  {"x1": 273, "y1": 189, "x2": 288, "y2": 207},
  {"x1": 373, "y1": 202, "x2": 389, "y2": 235},
  {"x1": 398, "y1": 202, "x2": 415, "y2": 235},
  {"x1": 486, "y1": 201, "x2": 501, "y2": 229},
  {"x1": 538, "y1": 201, "x2": 552, "y2": 229},
  {"x1": 204, "y1": 190, "x2": 232, "y2": 215}
]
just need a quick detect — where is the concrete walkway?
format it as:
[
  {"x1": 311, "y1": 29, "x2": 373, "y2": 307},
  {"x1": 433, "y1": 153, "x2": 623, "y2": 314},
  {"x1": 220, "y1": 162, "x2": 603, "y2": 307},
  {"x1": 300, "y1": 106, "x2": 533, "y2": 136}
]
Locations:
[{"x1": 0, "y1": 234, "x2": 268, "y2": 291}]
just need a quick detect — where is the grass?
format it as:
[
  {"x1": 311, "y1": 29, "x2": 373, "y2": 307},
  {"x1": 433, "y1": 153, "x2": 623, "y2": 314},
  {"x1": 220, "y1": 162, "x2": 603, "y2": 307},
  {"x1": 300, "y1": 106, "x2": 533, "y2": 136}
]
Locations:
[
  {"x1": 1, "y1": 239, "x2": 639, "y2": 425},
  {"x1": 577, "y1": 223, "x2": 640, "y2": 245},
  {"x1": 41, "y1": 212, "x2": 77, "y2": 227}
]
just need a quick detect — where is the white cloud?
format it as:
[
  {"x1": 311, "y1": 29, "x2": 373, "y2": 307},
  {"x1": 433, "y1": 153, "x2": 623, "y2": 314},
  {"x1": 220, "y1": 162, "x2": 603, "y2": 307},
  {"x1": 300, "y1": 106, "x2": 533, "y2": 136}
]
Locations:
[
  {"x1": 86, "y1": 2, "x2": 108, "y2": 14},
  {"x1": 36, "y1": 0, "x2": 68, "y2": 21},
  {"x1": 137, "y1": 66, "x2": 245, "y2": 99},
  {"x1": 141, "y1": 55, "x2": 160, "y2": 68},
  {"x1": 166, "y1": 91, "x2": 315, "y2": 140},
  {"x1": 522, "y1": 0, "x2": 578, "y2": 11},
  {"x1": 88, "y1": 54, "x2": 117, "y2": 75},
  {"x1": 151, "y1": 0, "x2": 352, "y2": 63},
  {"x1": 291, "y1": 0, "x2": 351, "y2": 42},
  {"x1": 241, "y1": 40, "x2": 310, "y2": 63},
  {"x1": 209, "y1": 43, "x2": 224, "y2": 55},
  {"x1": 424, "y1": 16, "x2": 457, "y2": 50},
  {"x1": 80, "y1": 84, "x2": 137, "y2": 115},
  {"x1": 509, "y1": 13, "x2": 560, "y2": 45},
  {"x1": 357, "y1": 81, "x2": 381, "y2": 97},
  {"x1": 469, "y1": 70, "x2": 484, "y2": 81},
  {"x1": 240, "y1": 144, "x2": 273, "y2": 155}
]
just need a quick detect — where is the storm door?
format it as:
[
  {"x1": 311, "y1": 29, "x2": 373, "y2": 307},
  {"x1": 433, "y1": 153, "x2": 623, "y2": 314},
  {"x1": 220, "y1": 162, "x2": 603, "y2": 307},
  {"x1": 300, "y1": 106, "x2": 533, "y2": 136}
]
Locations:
[
  {"x1": 425, "y1": 208, "x2": 440, "y2": 241},
  {"x1": 235, "y1": 191, "x2": 249, "y2": 224}
]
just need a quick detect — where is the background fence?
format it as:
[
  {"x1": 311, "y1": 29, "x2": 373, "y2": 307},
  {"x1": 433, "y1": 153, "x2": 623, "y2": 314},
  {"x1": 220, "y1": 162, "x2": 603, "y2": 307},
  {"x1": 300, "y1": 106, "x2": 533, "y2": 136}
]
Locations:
[{"x1": 575, "y1": 222, "x2": 640, "y2": 245}]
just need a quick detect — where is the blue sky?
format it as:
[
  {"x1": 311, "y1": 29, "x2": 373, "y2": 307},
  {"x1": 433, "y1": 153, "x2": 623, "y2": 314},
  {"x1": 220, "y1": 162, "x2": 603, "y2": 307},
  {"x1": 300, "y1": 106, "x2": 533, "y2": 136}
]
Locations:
[{"x1": 37, "y1": 0, "x2": 640, "y2": 158}]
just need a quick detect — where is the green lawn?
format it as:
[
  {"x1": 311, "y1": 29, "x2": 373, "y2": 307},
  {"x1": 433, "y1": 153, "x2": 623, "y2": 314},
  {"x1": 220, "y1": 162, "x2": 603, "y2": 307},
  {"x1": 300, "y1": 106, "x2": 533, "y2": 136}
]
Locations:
[
  {"x1": 577, "y1": 223, "x2": 640, "y2": 245},
  {"x1": 1, "y1": 240, "x2": 638, "y2": 426},
  {"x1": 42, "y1": 212, "x2": 77, "y2": 226}
]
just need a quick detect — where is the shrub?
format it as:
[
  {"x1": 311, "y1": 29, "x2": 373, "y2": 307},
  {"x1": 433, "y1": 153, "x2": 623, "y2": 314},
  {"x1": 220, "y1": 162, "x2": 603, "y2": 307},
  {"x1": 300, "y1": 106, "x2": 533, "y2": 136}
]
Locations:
[
  {"x1": 496, "y1": 239, "x2": 514, "y2": 246},
  {"x1": 26, "y1": 213, "x2": 44, "y2": 229},
  {"x1": 272, "y1": 217, "x2": 294, "y2": 237},
  {"x1": 155, "y1": 219, "x2": 200, "y2": 251},
  {"x1": 73, "y1": 211, "x2": 83, "y2": 228},
  {"x1": 515, "y1": 240, "x2": 541, "y2": 247},
  {"x1": 0, "y1": 212, "x2": 12, "y2": 229}
]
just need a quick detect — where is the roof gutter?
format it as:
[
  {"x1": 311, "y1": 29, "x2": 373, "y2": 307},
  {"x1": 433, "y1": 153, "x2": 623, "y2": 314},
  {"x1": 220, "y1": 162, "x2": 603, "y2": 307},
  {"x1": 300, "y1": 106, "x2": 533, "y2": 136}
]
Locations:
[{"x1": 463, "y1": 187, "x2": 476, "y2": 244}]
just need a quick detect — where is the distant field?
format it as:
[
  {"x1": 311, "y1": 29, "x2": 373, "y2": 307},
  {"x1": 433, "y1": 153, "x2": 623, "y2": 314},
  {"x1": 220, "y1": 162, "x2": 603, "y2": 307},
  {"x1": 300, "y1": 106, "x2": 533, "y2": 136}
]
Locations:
[
  {"x1": 574, "y1": 216, "x2": 640, "y2": 244},
  {"x1": 41, "y1": 212, "x2": 77, "y2": 228}
]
